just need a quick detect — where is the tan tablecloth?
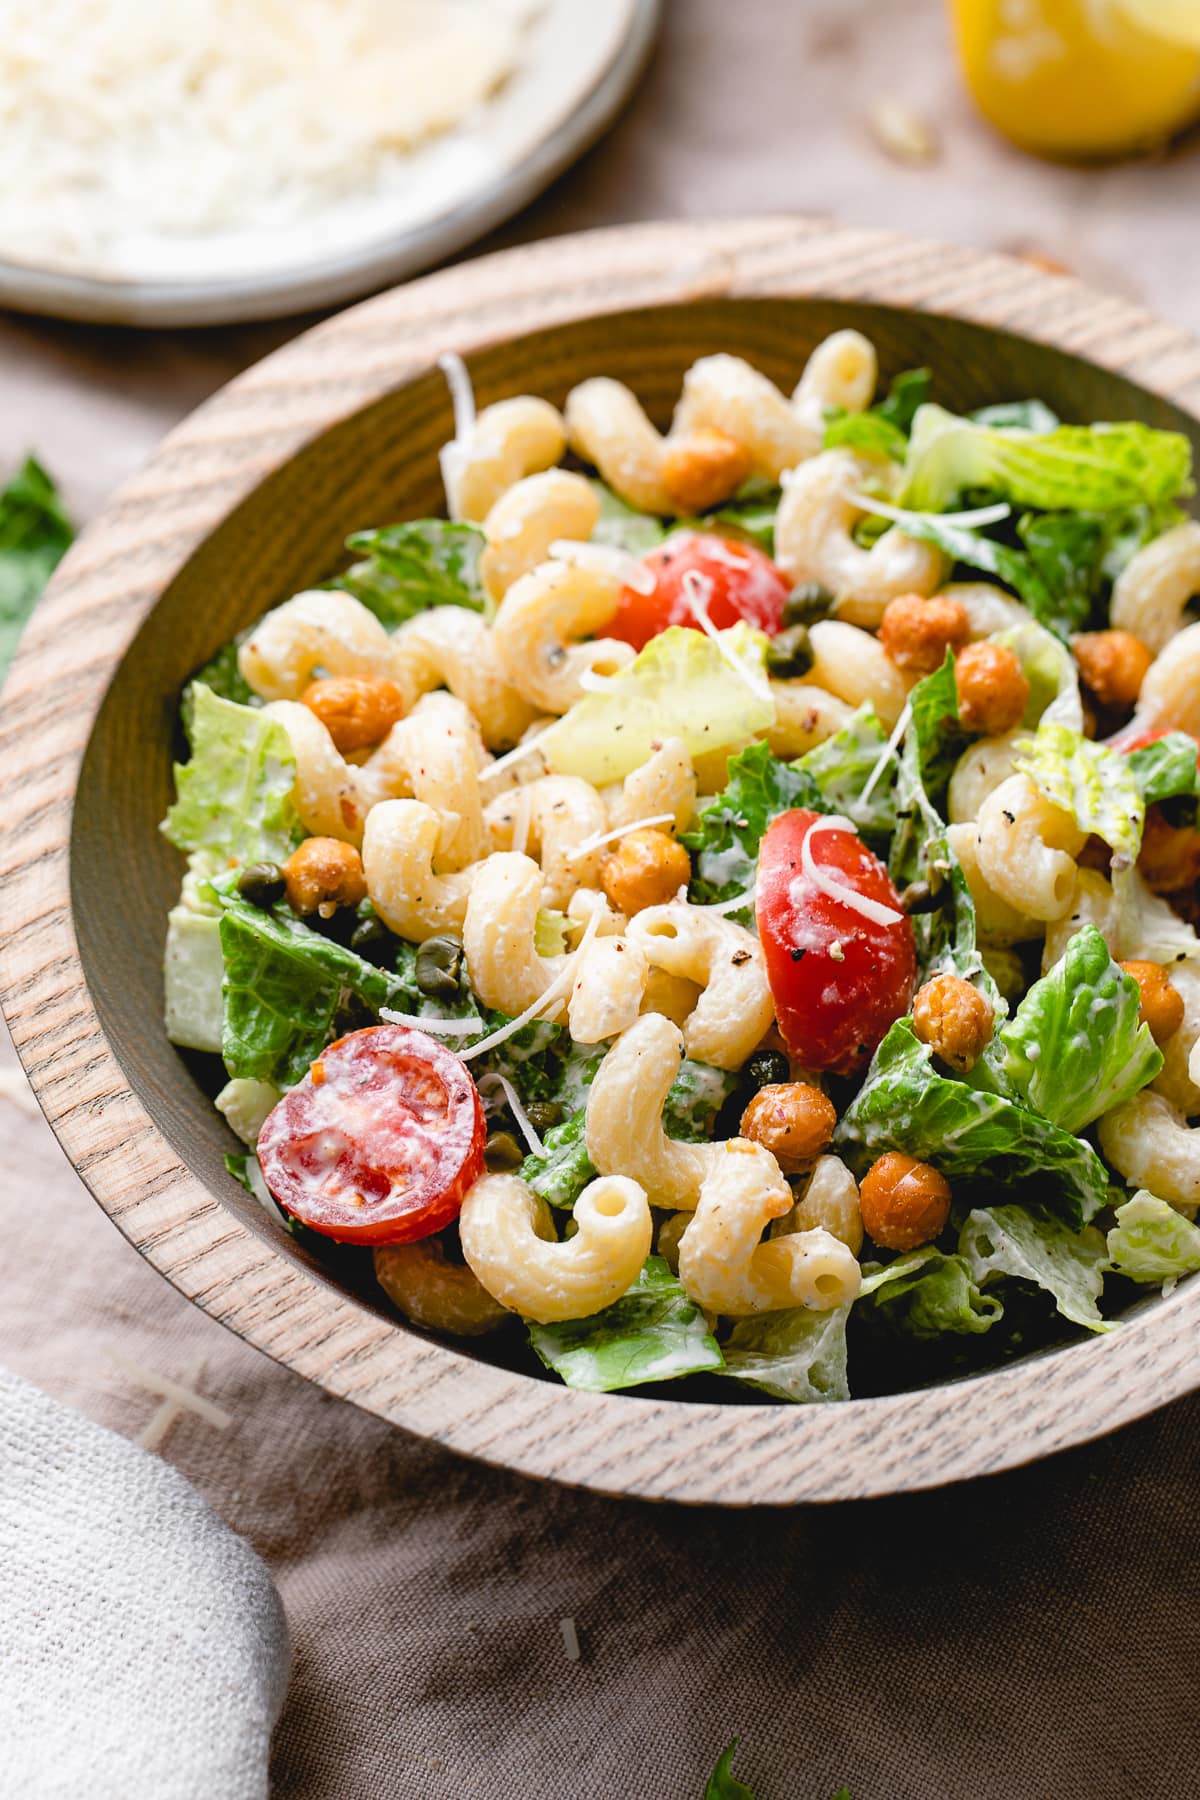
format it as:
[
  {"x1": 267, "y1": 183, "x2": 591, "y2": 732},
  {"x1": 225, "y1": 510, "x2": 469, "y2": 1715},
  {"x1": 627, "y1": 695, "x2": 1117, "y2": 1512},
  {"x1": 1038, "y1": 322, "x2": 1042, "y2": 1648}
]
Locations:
[{"x1": 2, "y1": 3, "x2": 1199, "y2": 1794}]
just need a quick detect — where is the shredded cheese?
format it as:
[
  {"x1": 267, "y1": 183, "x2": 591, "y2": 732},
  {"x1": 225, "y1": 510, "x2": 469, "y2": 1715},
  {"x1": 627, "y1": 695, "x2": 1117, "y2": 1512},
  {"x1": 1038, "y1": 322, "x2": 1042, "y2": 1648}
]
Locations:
[
  {"x1": 480, "y1": 730, "x2": 551, "y2": 793},
  {"x1": 378, "y1": 1009, "x2": 478, "y2": 1035},
  {"x1": 477, "y1": 1071, "x2": 545, "y2": 1157},
  {"x1": 852, "y1": 493, "x2": 1013, "y2": 530},
  {"x1": 692, "y1": 888, "x2": 758, "y2": 915},
  {"x1": 0, "y1": 1, "x2": 537, "y2": 271},
  {"x1": 459, "y1": 908, "x2": 602, "y2": 1060},
  {"x1": 859, "y1": 701, "x2": 912, "y2": 809},
  {"x1": 510, "y1": 785, "x2": 534, "y2": 859},
  {"x1": 798, "y1": 814, "x2": 904, "y2": 926},
  {"x1": 548, "y1": 538, "x2": 656, "y2": 593},
  {"x1": 682, "y1": 569, "x2": 772, "y2": 705},
  {"x1": 566, "y1": 812, "x2": 675, "y2": 862}
]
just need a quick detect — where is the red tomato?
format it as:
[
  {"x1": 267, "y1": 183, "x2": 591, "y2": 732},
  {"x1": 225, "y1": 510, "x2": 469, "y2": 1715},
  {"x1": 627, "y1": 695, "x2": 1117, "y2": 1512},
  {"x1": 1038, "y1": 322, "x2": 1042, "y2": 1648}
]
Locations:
[
  {"x1": 607, "y1": 532, "x2": 790, "y2": 651},
  {"x1": 756, "y1": 809, "x2": 917, "y2": 1076},
  {"x1": 1116, "y1": 724, "x2": 1200, "y2": 764},
  {"x1": 258, "y1": 1024, "x2": 485, "y2": 1245}
]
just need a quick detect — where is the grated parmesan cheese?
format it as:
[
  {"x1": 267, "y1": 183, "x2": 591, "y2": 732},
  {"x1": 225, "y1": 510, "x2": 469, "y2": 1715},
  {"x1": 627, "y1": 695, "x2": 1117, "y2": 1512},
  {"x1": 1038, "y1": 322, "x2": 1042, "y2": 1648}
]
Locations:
[
  {"x1": 798, "y1": 814, "x2": 904, "y2": 927},
  {"x1": 0, "y1": 0, "x2": 536, "y2": 269}
]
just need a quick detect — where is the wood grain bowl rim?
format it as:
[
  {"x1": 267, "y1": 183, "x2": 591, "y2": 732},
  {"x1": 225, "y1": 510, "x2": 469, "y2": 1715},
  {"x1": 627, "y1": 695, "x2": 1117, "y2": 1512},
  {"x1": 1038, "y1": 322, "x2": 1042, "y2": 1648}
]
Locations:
[{"x1": 3, "y1": 217, "x2": 1200, "y2": 1506}]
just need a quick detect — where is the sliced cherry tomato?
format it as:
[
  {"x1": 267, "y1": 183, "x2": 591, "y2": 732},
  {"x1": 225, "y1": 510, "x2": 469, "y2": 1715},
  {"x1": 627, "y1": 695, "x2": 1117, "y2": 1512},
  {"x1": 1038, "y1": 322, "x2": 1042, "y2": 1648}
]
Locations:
[
  {"x1": 756, "y1": 809, "x2": 917, "y2": 1076},
  {"x1": 607, "y1": 531, "x2": 790, "y2": 651},
  {"x1": 257, "y1": 1024, "x2": 485, "y2": 1245},
  {"x1": 1116, "y1": 723, "x2": 1200, "y2": 764}
]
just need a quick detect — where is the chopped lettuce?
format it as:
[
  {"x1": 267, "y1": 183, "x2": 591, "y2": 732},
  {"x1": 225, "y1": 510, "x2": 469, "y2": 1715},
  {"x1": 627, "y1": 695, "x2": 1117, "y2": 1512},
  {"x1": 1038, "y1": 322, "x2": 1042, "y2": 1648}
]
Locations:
[
  {"x1": 217, "y1": 895, "x2": 419, "y2": 1086},
  {"x1": 795, "y1": 703, "x2": 895, "y2": 837},
  {"x1": 856, "y1": 1247, "x2": 1002, "y2": 1337},
  {"x1": 1106, "y1": 1191, "x2": 1200, "y2": 1285},
  {"x1": 1126, "y1": 732, "x2": 1200, "y2": 807},
  {"x1": 995, "y1": 621, "x2": 1084, "y2": 730},
  {"x1": 331, "y1": 519, "x2": 488, "y2": 626},
  {"x1": 960, "y1": 1204, "x2": 1112, "y2": 1333},
  {"x1": 533, "y1": 908, "x2": 570, "y2": 957},
  {"x1": 702, "y1": 490, "x2": 779, "y2": 554},
  {"x1": 589, "y1": 480, "x2": 665, "y2": 553},
  {"x1": 996, "y1": 926, "x2": 1161, "y2": 1133},
  {"x1": 720, "y1": 1303, "x2": 850, "y2": 1404},
  {"x1": 191, "y1": 630, "x2": 258, "y2": 707},
  {"x1": 836, "y1": 1019, "x2": 1112, "y2": 1226},
  {"x1": 0, "y1": 455, "x2": 73, "y2": 680},
  {"x1": 900, "y1": 403, "x2": 1192, "y2": 516},
  {"x1": 1015, "y1": 722, "x2": 1145, "y2": 869},
  {"x1": 970, "y1": 398, "x2": 1060, "y2": 432},
  {"x1": 824, "y1": 366, "x2": 931, "y2": 463},
  {"x1": 664, "y1": 1059, "x2": 741, "y2": 1140},
  {"x1": 163, "y1": 907, "x2": 224, "y2": 1054},
  {"x1": 528, "y1": 1256, "x2": 722, "y2": 1392},
  {"x1": 682, "y1": 740, "x2": 820, "y2": 912},
  {"x1": 163, "y1": 683, "x2": 301, "y2": 866},
  {"x1": 541, "y1": 624, "x2": 774, "y2": 785}
]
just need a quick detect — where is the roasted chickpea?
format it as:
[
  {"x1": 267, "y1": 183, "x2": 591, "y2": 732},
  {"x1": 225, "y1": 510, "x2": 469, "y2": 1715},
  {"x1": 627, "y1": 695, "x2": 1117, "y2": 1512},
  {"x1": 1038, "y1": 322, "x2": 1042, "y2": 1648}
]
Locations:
[
  {"x1": 1120, "y1": 959, "x2": 1186, "y2": 1046},
  {"x1": 954, "y1": 641, "x2": 1031, "y2": 736},
  {"x1": 739, "y1": 1082, "x2": 837, "y2": 1174},
  {"x1": 600, "y1": 828, "x2": 692, "y2": 916},
  {"x1": 300, "y1": 675, "x2": 407, "y2": 754},
  {"x1": 282, "y1": 837, "x2": 367, "y2": 918},
  {"x1": 661, "y1": 428, "x2": 752, "y2": 514},
  {"x1": 911, "y1": 973, "x2": 994, "y2": 1073},
  {"x1": 879, "y1": 592, "x2": 970, "y2": 674},
  {"x1": 1071, "y1": 630, "x2": 1153, "y2": 714},
  {"x1": 1138, "y1": 805, "x2": 1200, "y2": 895},
  {"x1": 859, "y1": 1152, "x2": 952, "y2": 1252}
]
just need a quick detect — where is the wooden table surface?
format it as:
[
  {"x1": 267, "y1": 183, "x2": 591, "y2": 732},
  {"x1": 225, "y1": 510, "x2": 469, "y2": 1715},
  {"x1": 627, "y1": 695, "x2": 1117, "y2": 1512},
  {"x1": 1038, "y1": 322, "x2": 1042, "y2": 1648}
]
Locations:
[{"x1": 2, "y1": 3, "x2": 1198, "y2": 1795}]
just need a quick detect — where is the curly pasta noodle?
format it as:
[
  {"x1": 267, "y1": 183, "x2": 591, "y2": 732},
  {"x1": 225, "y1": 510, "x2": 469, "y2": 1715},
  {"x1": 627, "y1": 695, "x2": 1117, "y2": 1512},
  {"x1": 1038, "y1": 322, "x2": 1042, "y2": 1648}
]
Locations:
[{"x1": 458, "y1": 1172, "x2": 652, "y2": 1323}]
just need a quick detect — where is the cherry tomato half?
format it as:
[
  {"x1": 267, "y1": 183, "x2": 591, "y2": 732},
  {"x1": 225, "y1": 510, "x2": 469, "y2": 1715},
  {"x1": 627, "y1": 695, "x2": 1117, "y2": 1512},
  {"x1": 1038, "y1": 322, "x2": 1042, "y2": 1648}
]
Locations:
[
  {"x1": 607, "y1": 532, "x2": 790, "y2": 652},
  {"x1": 258, "y1": 1024, "x2": 485, "y2": 1245},
  {"x1": 756, "y1": 809, "x2": 917, "y2": 1076}
]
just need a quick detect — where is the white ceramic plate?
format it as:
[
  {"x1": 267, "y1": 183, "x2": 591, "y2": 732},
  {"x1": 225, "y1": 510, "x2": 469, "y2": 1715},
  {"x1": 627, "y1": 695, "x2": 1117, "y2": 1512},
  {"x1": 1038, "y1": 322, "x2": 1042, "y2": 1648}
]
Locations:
[{"x1": 0, "y1": 0, "x2": 658, "y2": 328}]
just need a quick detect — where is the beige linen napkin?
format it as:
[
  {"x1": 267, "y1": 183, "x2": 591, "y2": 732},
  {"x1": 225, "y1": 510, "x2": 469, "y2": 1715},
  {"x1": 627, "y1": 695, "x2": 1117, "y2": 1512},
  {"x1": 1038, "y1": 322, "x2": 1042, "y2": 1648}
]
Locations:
[{"x1": 0, "y1": 1367, "x2": 289, "y2": 1800}]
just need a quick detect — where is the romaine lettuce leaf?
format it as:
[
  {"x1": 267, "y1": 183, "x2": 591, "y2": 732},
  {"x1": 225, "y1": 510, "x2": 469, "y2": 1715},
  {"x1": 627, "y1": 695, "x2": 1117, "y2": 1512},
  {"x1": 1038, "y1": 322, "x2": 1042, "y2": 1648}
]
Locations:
[
  {"x1": 970, "y1": 399, "x2": 1060, "y2": 432},
  {"x1": 824, "y1": 366, "x2": 931, "y2": 463},
  {"x1": 682, "y1": 740, "x2": 820, "y2": 913},
  {"x1": 795, "y1": 703, "x2": 895, "y2": 837},
  {"x1": 996, "y1": 926, "x2": 1161, "y2": 1133},
  {"x1": 856, "y1": 1247, "x2": 1002, "y2": 1337},
  {"x1": 191, "y1": 630, "x2": 258, "y2": 707},
  {"x1": 959, "y1": 1204, "x2": 1112, "y2": 1333},
  {"x1": 589, "y1": 480, "x2": 665, "y2": 553},
  {"x1": 163, "y1": 683, "x2": 301, "y2": 866},
  {"x1": 664, "y1": 1059, "x2": 741, "y2": 1140},
  {"x1": 0, "y1": 455, "x2": 73, "y2": 680},
  {"x1": 1015, "y1": 722, "x2": 1145, "y2": 869},
  {"x1": 163, "y1": 907, "x2": 224, "y2": 1054},
  {"x1": 900, "y1": 403, "x2": 1192, "y2": 516},
  {"x1": 994, "y1": 621, "x2": 1084, "y2": 730},
  {"x1": 541, "y1": 623, "x2": 774, "y2": 785},
  {"x1": 331, "y1": 519, "x2": 487, "y2": 626},
  {"x1": 702, "y1": 490, "x2": 779, "y2": 554},
  {"x1": 528, "y1": 1256, "x2": 722, "y2": 1392},
  {"x1": 835, "y1": 1019, "x2": 1112, "y2": 1226},
  {"x1": 1126, "y1": 732, "x2": 1200, "y2": 806},
  {"x1": 1106, "y1": 1191, "x2": 1200, "y2": 1284},
  {"x1": 520, "y1": 1112, "x2": 593, "y2": 1210},
  {"x1": 720, "y1": 1303, "x2": 850, "y2": 1404}
]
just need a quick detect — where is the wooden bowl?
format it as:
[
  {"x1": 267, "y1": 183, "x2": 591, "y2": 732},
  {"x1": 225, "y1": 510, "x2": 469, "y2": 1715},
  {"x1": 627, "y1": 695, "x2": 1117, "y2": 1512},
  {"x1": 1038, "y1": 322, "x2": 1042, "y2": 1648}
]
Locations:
[{"x1": 4, "y1": 218, "x2": 1200, "y2": 1505}]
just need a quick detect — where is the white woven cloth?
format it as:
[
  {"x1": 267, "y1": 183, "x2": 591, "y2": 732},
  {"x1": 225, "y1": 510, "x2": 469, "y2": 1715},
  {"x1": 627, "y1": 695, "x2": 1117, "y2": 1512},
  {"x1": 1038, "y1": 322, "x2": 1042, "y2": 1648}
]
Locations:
[{"x1": 0, "y1": 1367, "x2": 290, "y2": 1799}]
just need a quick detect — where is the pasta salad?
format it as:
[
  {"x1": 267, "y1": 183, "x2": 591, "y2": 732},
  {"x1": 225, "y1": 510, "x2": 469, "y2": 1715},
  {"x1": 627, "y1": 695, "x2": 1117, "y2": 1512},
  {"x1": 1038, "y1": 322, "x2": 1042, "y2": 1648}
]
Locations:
[{"x1": 162, "y1": 333, "x2": 1200, "y2": 1403}]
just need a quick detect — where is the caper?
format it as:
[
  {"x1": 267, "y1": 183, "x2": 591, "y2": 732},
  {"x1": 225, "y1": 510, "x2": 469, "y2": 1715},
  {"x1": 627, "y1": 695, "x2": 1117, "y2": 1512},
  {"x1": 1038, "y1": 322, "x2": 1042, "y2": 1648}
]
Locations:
[
  {"x1": 525, "y1": 1100, "x2": 562, "y2": 1134},
  {"x1": 765, "y1": 623, "x2": 814, "y2": 680},
  {"x1": 415, "y1": 933, "x2": 465, "y2": 1000},
  {"x1": 782, "y1": 582, "x2": 835, "y2": 627},
  {"x1": 484, "y1": 1130, "x2": 524, "y2": 1173},
  {"x1": 745, "y1": 1048, "x2": 790, "y2": 1090},
  {"x1": 350, "y1": 913, "x2": 396, "y2": 961},
  {"x1": 236, "y1": 862, "x2": 285, "y2": 908}
]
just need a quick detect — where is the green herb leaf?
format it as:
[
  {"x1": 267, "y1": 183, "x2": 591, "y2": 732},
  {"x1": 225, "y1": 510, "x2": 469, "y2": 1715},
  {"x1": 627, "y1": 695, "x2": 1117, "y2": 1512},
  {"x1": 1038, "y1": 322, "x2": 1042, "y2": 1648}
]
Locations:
[
  {"x1": 682, "y1": 740, "x2": 820, "y2": 913},
  {"x1": 704, "y1": 1740, "x2": 758, "y2": 1800},
  {"x1": 163, "y1": 683, "x2": 301, "y2": 866},
  {"x1": 331, "y1": 519, "x2": 487, "y2": 626},
  {"x1": 960, "y1": 1204, "x2": 1112, "y2": 1333},
  {"x1": 996, "y1": 925, "x2": 1161, "y2": 1132},
  {"x1": 0, "y1": 455, "x2": 73, "y2": 681},
  {"x1": 1107, "y1": 1191, "x2": 1200, "y2": 1284},
  {"x1": 836, "y1": 1019, "x2": 1112, "y2": 1227},
  {"x1": 528, "y1": 1256, "x2": 723, "y2": 1393},
  {"x1": 720, "y1": 1303, "x2": 850, "y2": 1403}
]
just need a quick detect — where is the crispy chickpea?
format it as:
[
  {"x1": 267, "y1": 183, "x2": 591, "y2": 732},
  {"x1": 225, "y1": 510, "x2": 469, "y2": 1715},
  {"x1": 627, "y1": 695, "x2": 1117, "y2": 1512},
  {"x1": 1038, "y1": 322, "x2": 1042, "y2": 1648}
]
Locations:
[
  {"x1": 600, "y1": 828, "x2": 692, "y2": 916},
  {"x1": 859, "y1": 1152, "x2": 952, "y2": 1252},
  {"x1": 879, "y1": 592, "x2": 970, "y2": 674},
  {"x1": 1138, "y1": 805, "x2": 1200, "y2": 895},
  {"x1": 739, "y1": 1082, "x2": 837, "y2": 1174},
  {"x1": 282, "y1": 837, "x2": 367, "y2": 918},
  {"x1": 1071, "y1": 630, "x2": 1153, "y2": 714},
  {"x1": 911, "y1": 973, "x2": 994, "y2": 1073},
  {"x1": 954, "y1": 641, "x2": 1031, "y2": 736},
  {"x1": 1120, "y1": 959, "x2": 1186, "y2": 1046},
  {"x1": 300, "y1": 675, "x2": 407, "y2": 754},
  {"x1": 661, "y1": 428, "x2": 753, "y2": 514}
]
